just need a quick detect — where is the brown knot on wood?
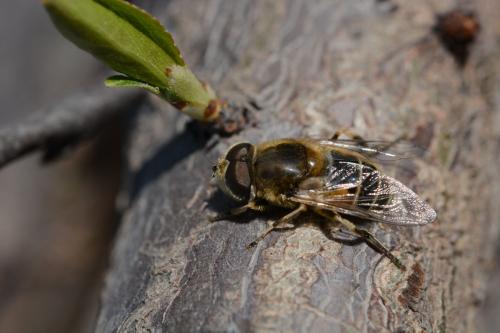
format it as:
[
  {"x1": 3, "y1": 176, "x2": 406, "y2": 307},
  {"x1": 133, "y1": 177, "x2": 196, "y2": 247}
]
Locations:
[
  {"x1": 434, "y1": 9, "x2": 480, "y2": 66},
  {"x1": 211, "y1": 101, "x2": 253, "y2": 136},
  {"x1": 398, "y1": 262, "x2": 425, "y2": 311}
]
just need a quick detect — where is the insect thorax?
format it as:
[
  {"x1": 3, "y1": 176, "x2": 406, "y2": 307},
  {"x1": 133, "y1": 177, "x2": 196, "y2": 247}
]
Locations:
[{"x1": 253, "y1": 141, "x2": 322, "y2": 205}]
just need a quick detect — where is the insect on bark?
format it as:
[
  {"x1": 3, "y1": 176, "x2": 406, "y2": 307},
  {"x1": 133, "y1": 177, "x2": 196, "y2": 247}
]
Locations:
[{"x1": 211, "y1": 133, "x2": 437, "y2": 270}]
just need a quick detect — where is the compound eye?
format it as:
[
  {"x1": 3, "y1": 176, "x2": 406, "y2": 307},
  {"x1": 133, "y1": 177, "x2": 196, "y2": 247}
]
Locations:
[{"x1": 223, "y1": 143, "x2": 253, "y2": 201}]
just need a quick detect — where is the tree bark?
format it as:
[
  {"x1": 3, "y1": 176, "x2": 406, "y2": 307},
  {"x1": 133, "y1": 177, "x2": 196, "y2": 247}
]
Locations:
[{"x1": 97, "y1": 0, "x2": 500, "y2": 332}]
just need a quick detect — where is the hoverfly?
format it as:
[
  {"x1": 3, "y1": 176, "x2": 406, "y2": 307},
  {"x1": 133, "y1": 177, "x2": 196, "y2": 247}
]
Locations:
[{"x1": 211, "y1": 133, "x2": 437, "y2": 270}]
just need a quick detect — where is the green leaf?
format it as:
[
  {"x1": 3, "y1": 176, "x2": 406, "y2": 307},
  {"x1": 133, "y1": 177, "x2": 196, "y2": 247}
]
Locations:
[
  {"x1": 105, "y1": 75, "x2": 160, "y2": 95},
  {"x1": 43, "y1": 0, "x2": 221, "y2": 121},
  {"x1": 44, "y1": 0, "x2": 175, "y2": 87},
  {"x1": 94, "y1": 0, "x2": 185, "y2": 66},
  {"x1": 161, "y1": 65, "x2": 219, "y2": 121}
]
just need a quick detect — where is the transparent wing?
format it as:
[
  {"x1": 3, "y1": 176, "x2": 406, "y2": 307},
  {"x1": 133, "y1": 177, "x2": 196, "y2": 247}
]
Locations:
[
  {"x1": 317, "y1": 139, "x2": 424, "y2": 162},
  {"x1": 293, "y1": 165, "x2": 436, "y2": 226}
]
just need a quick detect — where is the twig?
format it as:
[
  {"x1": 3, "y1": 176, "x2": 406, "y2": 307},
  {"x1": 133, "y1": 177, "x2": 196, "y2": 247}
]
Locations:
[{"x1": 0, "y1": 88, "x2": 145, "y2": 169}]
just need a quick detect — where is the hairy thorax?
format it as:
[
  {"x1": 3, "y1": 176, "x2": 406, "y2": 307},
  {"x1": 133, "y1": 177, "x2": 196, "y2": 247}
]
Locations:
[{"x1": 253, "y1": 139, "x2": 325, "y2": 208}]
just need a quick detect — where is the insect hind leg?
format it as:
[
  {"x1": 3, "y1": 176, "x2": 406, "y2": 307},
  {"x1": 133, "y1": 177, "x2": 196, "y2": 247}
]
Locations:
[
  {"x1": 319, "y1": 222, "x2": 364, "y2": 245},
  {"x1": 336, "y1": 214, "x2": 405, "y2": 270},
  {"x1": 318, "y1": 210, "x2": 406, "y2": 270},
  {"x1": 330, "y1": 128, "x2": 367, "y2": 145},
  {"x1": 355, "y1": 228, "x2": 406, "y2": 270}
]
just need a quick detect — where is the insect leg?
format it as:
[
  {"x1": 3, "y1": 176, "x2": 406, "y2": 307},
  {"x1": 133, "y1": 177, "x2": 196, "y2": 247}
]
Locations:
[
  {"x1": 319, "y1": 222, "x2": 361, "y2": 244},
  {"x1": 314, "y1": 208, "x2": 406, "y2": 270},
  {"x1": 330, "y1": 128, "x2": 366, "y2": 144},
  {"x1": 246, "y1": 204, "x2": 307, "y2": 249},
  {"x1": 209, "y1": 201, "x2": 269, "y2": 222},
  {"x1": 333, "y1": 213, "x2": 406, "y2": 270}
]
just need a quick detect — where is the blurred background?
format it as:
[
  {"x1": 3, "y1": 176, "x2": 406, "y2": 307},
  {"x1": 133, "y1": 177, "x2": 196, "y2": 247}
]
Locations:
[
  {"x1": 0, "y1": 2, "x2": 499, "y2": 333},
  {"x1": 0, "y1": 2, "x2": 123, "y2": 332}
]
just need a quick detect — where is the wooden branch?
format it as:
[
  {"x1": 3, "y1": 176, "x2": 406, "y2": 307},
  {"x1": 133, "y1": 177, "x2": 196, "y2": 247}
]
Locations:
[
  {"x1": 0, "y1": 88, "x2": 144, "y2": 168},
  {"x1": 96, "y1": 0, "x2": 500, "y2": 332}
]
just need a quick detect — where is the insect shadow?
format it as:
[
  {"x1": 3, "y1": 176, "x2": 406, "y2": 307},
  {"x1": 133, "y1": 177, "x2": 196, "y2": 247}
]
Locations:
[
  {"x1": 207, "y1": 189, "x2": 366, "y2": 247},
  {"x1": 130, "y1": 119, "x2": 211, "y2": 203},
  {"x1": 206, "y1": 189, "x2": 285, "y2": 224}
]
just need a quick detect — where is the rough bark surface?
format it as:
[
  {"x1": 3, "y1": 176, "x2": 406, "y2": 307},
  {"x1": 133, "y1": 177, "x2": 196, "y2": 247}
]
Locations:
[{"x1": 97, "y1": 0, "x2": 500, "y2": 332}]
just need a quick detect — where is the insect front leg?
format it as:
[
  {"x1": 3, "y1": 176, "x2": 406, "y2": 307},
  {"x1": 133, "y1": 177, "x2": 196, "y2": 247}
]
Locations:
[
  {"x1": 209, "y1": 201, "x2": 269, "y2": 222},
  {"x1": 246, "y1": 204, "x2": 307, "y2": 249},
  {"x1": 333, "y1": 213, "x2": 406, "y2": 270}
]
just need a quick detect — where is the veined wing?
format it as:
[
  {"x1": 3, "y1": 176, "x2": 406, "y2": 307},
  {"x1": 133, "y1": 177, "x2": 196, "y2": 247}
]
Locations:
[
  {"x1": 293, "y1": 165, "x2": 436, "y2": 226},
  {"x1": 317, "y1": 139, "x2": 423, "y2": 162}
]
